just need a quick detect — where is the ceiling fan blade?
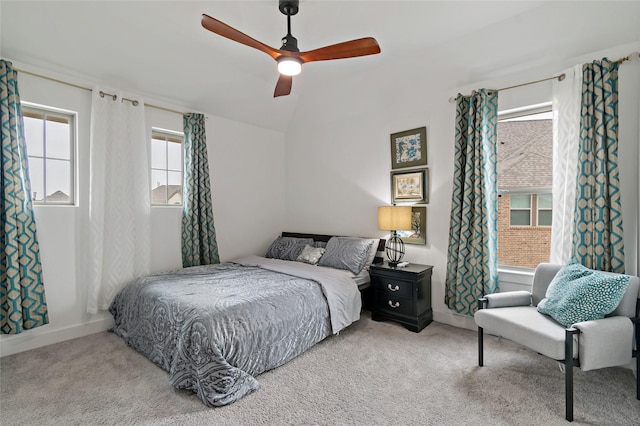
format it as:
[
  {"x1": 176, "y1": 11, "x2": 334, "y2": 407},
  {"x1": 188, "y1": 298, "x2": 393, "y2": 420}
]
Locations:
[
  {"x1": 201, "y1": 14, "x2": 280, "y2": 60},
  {"x1": 274, "y1": 74, "x2": 293, "y2": 98},
  {"x1": 299, "y1": 37, "x2": 381, "y2": 63}
]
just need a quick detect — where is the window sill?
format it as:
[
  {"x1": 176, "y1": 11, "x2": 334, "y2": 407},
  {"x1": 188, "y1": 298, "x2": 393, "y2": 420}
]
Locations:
[{"x1": 498, "y1": 266, "x2": 535, "y2": 286}]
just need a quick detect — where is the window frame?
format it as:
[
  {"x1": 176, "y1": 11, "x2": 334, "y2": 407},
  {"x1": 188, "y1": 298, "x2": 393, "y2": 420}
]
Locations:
[
  {"x1": 150, "y1": 128, "x2": 184, "y2": 207},
  {"x1": 21, "y1": 102, "x2": 77, "y2": 206}
]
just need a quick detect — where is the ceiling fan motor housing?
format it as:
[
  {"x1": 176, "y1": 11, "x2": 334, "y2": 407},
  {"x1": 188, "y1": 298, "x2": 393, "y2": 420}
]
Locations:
[{"x1": 280, "y1": 34, "x2": 299, "y2": 52}]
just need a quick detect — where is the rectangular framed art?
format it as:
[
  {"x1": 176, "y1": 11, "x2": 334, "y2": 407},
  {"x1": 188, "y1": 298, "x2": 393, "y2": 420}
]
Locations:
[
  {"x1": 390, "y1": 126, "x2": 427, "y2": 170},
  {"x1": 390, "y1": 168, "x2": 428, "y2": 204},
  {"x1": 397, "y1": 206, "x2": 426, "y2": 245}
]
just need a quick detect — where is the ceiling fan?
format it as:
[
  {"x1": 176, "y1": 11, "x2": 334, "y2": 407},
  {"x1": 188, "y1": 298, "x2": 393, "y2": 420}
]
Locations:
[{"x1": 201, "y1": 0, "x2": 381, "y2": 97}]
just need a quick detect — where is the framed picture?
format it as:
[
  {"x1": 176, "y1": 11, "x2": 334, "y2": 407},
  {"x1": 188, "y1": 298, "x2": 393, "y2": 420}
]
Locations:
[
  {"x1": 397, "y1": 206, "x2": 426, "y2": 245},
  {"x1": 391, "y1": 168, "x2": 428, "y2": 204},
  {"x1": 390, "y1": 126, "x2": 427, "y2": 170}
]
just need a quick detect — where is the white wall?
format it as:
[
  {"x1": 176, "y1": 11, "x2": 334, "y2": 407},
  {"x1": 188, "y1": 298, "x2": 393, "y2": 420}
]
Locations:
[
  {"x1": 0, "y1": 64, "x2": 286, "y2": 357},
  {"x1": 285, "y1": 2, "x2": 640, "y2": 331},
  {"x1": 207, "y1": 115, "x2": 287, "y2": 260}
]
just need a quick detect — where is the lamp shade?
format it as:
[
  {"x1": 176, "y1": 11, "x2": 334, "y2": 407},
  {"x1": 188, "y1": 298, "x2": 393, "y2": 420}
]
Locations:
[{"x1": 378, "y1": 206, "x2": 412, "y2": 231}]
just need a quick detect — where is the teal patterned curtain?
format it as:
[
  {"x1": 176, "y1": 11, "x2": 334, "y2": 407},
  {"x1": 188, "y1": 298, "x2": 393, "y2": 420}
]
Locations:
[
  {"x1": 181, "y1": 113, "x2": 219, "y2": 267},
  {"x1": 572, "y1": 58, "x2": 624, "y2": 273},
  {"x1": 445, "y1": 89, "x2": 499, "y2": 315},
  {"x1": 0, "y1": 60, "x2": 49, "y2": 334}
]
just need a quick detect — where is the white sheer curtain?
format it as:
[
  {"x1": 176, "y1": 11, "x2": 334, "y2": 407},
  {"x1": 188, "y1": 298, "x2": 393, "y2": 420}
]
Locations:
[
  {"x1": 619, "y1": 53, "x2": 640, "y2": 276},
  {"x1": 87, "y1": 89, "x2": 150, "y2": 314},
  {"x1": 550, "y1": 65, "x2": 582, "y2": 265},
  {"x1": 637, "y1": 57, "x2": 640, "y2": 276}
]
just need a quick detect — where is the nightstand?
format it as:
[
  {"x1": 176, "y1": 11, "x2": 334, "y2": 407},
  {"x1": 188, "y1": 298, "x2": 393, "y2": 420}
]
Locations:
[{"x1": 370, "y1": 262, "x2": 433, "y2": 332}]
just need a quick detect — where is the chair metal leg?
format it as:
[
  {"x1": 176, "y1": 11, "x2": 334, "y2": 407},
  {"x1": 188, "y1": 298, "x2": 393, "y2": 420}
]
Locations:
[
  {"x1": 565, "y1": 357, "x2": 573, "y2": 422},
  {"x1": 478, "y1": 326, "x2": 484, "y2": 367},
  {"x1": 477, "y1": 298, "x2": 487, "y2": 367},
  {"x1": 565, "y1": 328, "x2": 579, "y2": 422},
  {"x1": 633, "y1": 317, "x2": 639, "y2": 400},
  {"x1": 636, "y1": 349, "x2": 639, "y2": 401}
]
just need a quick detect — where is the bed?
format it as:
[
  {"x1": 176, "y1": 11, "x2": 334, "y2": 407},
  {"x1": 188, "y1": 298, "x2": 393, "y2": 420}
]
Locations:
[{"x1": 109, "y1": 232, "x2": 385, "y2": 407}]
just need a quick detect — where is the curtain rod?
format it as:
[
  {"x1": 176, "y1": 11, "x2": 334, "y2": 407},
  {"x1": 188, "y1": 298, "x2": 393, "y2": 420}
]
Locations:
[
  {"x1": 99, "y1": 90, "x2": 139, "y2": 106},
  {"x1": 448, "y1": 51, "x2": 639, "y2": 103},
  {"x1": 14, "y1": 67, "x2": 189, "y2": 116}
]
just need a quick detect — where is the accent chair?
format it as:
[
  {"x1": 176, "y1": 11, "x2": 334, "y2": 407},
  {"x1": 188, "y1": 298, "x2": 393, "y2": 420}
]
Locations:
[{"x1": 474, "y1": 263, "x2": 639, "y2": 422}]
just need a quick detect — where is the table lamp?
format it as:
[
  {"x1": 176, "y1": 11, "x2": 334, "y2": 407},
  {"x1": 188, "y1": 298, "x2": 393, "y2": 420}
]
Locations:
[{"x1": 378, "y1": 205, "x2": 412, "y2": 267}]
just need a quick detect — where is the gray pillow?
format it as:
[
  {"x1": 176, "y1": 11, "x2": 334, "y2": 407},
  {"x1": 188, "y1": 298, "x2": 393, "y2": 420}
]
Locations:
[
  {"x1": 318, "y1": 237, "x2": 376, "y2": 275},
  {"x1": 363, "y1": 239, "x2": 380, "y2": 270},
  {"x1": 265, "y1": 236, "x2": 314, "y2": 261}
]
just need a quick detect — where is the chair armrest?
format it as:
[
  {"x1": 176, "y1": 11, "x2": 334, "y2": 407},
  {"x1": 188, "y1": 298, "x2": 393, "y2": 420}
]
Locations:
[
  {"x1": 481, "y1": 291, "x2": 532, "y2": 309},
  {"x1": 573, "y1": 316, "x2": 633, "y2": 371}
]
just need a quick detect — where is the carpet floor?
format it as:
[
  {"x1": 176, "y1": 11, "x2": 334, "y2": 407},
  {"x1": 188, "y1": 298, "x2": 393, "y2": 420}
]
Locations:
[{"x1": 1, "y1": 311, "x2": 638, "y2": 425}]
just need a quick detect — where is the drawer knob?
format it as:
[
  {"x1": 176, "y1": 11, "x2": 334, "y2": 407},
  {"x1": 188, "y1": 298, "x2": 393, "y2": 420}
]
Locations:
[
  {"x1": 387, "y1": 284, "x2": 400, "y2": 291},
  {"x1": 388, "y1": 300, "x2": 400, "y2": 308}
]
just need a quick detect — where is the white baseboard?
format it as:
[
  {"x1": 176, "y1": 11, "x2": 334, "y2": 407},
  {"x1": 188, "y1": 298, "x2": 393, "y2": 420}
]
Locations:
[
  {"x1": 433, "y1": 309, "x2": 476, "y2": 331},
  {"x1": 0, "y1": 316, "x2": 114, "y2": 357}
]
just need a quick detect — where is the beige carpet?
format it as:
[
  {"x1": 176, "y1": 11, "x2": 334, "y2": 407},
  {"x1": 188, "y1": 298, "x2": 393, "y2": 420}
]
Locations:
[{"x1": 1, "y1": 312, "x2": 638, "y2": 425}]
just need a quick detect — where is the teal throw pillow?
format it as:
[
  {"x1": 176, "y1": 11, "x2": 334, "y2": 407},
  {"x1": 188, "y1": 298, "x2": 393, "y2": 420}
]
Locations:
[{"x1": 537, "y1": 262, "x2": 630, "y2": 328}]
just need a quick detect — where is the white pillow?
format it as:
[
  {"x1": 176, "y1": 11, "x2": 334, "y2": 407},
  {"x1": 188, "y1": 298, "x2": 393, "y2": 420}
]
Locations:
[{"x1": 296, "y1": 245, "x2": 326, "y2": 265}]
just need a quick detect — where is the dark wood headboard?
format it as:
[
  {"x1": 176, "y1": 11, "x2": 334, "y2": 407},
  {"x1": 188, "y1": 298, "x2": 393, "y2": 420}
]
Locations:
[{"x1": 281, "y1": 232, "x2": 386, "y2": 265}]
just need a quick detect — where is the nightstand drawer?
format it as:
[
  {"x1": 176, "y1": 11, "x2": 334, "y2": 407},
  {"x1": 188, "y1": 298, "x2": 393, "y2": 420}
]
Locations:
[
  {"x1": 376, "y1": 277, "x2": 414, "y2": 299},
  {"x1": 376, "y1": 295, "x2": 414, "y2": 317}
]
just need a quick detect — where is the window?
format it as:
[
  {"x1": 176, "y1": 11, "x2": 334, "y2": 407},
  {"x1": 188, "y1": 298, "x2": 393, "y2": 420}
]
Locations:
[
  {"x1": 22, "y1": 104, "x2": 75, "y2": 204},
  {"x1": 508, "y1": 193, "x2": 552, "y2": 227},
  {"x1": 537, "y1": 193, "x2": 552, "y2": 226},
  {"x1": 497, "y1": 103, "x2": 553, "y2": 269},
  {"x1": 509, "y1": 194, "x2": 532, "y2": 226},
  {"x1": 151, "y1": 129, "x2": 183, "y2": 205}
]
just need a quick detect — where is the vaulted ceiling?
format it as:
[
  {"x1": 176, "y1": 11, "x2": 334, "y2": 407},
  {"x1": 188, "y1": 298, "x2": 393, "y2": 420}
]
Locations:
[
  {"x1": 1, "y1": 1, "x2": 557, "y2": 131},
  {"x1": 2, "y1": 1, "x2": 639, "y2": 133}
]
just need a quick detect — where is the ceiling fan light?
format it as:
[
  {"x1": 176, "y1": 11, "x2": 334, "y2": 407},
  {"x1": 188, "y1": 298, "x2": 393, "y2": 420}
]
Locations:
[{"x1": 277, "y1": 58, "x2": 302, "y2": 76}]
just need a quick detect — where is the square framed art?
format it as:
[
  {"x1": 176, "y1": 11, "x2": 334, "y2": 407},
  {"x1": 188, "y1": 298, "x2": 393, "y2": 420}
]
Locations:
[
  {"x1": 390, "y1": 168, "x2": 428, "y2": 204},
  {"x1": 390, "y1": 126, "x2": 427, "y2": 170},
  {"x1": 397, "y1": 206, "x2": 426, "y2": 245}
]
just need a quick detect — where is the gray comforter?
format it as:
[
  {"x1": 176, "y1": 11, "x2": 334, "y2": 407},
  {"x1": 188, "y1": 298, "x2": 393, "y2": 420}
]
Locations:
[{"x1": 109, "y1": 256, "x2": 361, "y2": 406}]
